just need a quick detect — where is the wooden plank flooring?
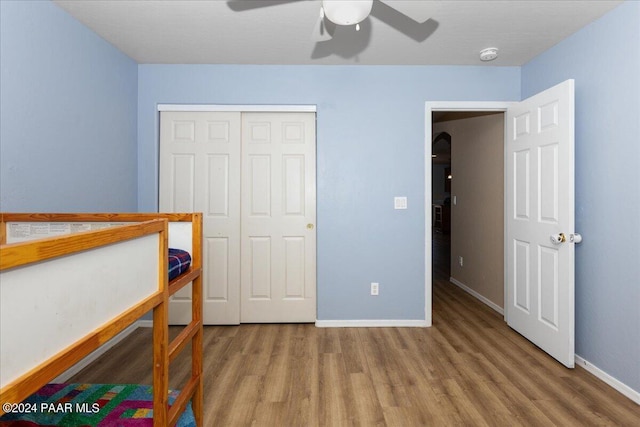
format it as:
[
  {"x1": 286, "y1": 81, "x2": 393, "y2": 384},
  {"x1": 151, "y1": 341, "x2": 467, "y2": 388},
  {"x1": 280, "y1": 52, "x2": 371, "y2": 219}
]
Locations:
[
  {"x1": 71, "y1": 284, "x2": 639, "y2": 426},
  {"x1": 72, "y1": 233, "x2": 638, "y2": 425}
]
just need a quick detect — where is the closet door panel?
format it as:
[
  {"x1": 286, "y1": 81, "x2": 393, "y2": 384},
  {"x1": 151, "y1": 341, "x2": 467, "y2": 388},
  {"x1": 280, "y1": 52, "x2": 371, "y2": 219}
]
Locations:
[
  {"x1": 240, "y1": 112, "x2": 316, "y2": 323},
  {"x1": 161, "y1": 111, "x2": 241, "y2": 325}
]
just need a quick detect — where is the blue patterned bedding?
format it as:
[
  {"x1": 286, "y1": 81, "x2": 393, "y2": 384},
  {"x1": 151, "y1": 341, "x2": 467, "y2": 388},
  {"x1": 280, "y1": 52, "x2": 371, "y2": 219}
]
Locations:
[{"x1": 168, "y1": 248, "x2": 191, "y2": 281}]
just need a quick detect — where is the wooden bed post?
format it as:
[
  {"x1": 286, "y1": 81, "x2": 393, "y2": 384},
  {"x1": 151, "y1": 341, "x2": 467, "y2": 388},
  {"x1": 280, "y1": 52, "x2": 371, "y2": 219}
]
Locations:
[
  {"x1": 192, "y1": 213, "x2": 204, "y2": 427},
  {"x1": 153, "y1": 219, "x2": 170, "y2": 427},
  {"x1": 0, "y1": 214, "x2": 6, "y2": 245}
]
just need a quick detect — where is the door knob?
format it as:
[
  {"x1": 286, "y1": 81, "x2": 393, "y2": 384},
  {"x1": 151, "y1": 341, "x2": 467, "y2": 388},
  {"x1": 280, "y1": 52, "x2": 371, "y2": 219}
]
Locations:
[
  {"x1": 307, "y1": 223, "x2": 314, "y2": 230},
  {"x1": 550, "y1": 233, "x2": 566, "y2": 245},
  {"x1": 569, "y1": 233, "x2": 582, "y2": 243},
  {"x1": 550, "y1": 232, "x2": 582, "y2": 245}
]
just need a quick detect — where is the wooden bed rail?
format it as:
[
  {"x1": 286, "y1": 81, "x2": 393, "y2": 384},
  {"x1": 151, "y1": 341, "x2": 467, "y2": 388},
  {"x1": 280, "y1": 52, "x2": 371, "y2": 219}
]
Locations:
[
  {"x1": 0, "y1": 212, "x2": 199, "y2": 223},
  {"x1": 0, "y1": 213, "x2": 203, "y2": 427},
  {"x1": 0, "y1": 219, "x2": 167, "y2": 270},
  {"x1": 0, "y1": 212, "x2": 199, "y2": 246}
]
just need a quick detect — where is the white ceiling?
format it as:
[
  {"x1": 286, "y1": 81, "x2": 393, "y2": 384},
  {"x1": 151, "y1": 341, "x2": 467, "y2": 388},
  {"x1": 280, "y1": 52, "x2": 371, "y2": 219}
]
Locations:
[{"x1": 53, "y1": 0, "x2": 622, "y2": 65}]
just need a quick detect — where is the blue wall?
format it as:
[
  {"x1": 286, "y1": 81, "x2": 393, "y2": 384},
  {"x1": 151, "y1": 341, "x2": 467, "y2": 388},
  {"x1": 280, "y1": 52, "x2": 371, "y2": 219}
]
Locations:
[
  {"x1": 138, "y1": 65, "x2": 520, "y2": 320},
  {"x1": 523, "y1": 1, "x2": 640, "y2": 392},
  {"x1": 0, "y1": 0, "x2": 138, "y2": 212}
]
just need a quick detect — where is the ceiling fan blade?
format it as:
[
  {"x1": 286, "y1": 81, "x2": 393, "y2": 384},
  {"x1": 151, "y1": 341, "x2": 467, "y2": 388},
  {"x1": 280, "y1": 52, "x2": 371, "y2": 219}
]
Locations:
[
  {"x1": 226, "y1": 0, "x2": 307, "y2": 12},
  {"x1": 378, "y1": 0, "x2": 433, "y2": 24},
  {"x1": 371, "y1": 0, "x2": 439, "y2": 42}
]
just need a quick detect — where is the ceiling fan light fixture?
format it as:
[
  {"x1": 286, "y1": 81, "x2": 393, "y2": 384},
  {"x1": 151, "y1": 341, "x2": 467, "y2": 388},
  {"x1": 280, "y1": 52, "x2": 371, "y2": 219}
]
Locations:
[
  {"x1": 322, "y1": 0, "x2": 373, "y2": 26},
  {"x1": 479, "y1": 47, "x2": 499, "y2": 62}
]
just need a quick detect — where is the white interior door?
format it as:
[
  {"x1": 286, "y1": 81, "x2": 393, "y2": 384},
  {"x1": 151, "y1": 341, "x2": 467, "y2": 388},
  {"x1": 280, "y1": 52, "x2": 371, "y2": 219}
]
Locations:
[
  {"x1": 506, "y1": 79, "x2": 576, "y2": 367},
  {"x1": 160, "y1": 111, "x2": 241, "y2": 325},
  {"x1": 241, "y1": 112, "x2": 317, "y2": 322}
]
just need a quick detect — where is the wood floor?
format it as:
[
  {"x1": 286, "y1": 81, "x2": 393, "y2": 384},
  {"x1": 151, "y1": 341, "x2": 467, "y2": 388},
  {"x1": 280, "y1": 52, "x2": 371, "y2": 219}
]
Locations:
[{"x1": 72, "y1": 236, "x2": 639, "y2": 425}]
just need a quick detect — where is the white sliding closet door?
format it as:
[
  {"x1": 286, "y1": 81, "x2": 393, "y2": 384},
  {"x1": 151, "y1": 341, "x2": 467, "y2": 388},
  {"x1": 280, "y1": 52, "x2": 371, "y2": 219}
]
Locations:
[
  {"x1": 160, "y1": 111, "x2": 241, "y2": 325},
  {"x1": 241, "y1": 112, "x2": 317, "y2": 322},
  {"x1": 160, "y1": 110, "x2": 316, "y2": 324}
]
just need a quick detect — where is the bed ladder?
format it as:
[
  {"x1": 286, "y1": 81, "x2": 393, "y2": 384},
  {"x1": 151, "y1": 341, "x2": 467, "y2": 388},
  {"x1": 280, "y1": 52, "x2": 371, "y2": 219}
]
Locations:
[{"x1": 153, "y1": 213, "x2": 203, "y2": 427}]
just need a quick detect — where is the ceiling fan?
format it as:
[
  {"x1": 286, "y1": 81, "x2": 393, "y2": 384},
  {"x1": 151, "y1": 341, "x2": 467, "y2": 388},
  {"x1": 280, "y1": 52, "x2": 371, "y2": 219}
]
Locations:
[{"x1": 227, "y1": 0, "x2": 437, "y2": 43}]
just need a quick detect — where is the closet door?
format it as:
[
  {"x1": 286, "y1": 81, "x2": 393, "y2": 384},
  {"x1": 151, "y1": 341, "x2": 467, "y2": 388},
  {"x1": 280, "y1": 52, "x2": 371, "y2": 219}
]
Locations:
[
  {"x1": 160, "y1": 111, "x2": 241, "y2": 325},
  {"x1": 240, "y1": 112, "x2": 317, "y2": 322}
]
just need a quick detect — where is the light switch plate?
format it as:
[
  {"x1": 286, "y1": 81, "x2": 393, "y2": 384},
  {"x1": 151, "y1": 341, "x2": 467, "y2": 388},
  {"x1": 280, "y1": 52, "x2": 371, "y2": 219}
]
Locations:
[{"x1": 394, "y1": 197, "x2": 407, "y2": 210}]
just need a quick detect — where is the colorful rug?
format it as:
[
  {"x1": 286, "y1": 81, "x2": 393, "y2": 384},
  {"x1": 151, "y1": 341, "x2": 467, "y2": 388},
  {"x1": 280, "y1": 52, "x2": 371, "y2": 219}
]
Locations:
[{"x1": 0, "y1": 384, "x2": 196, "y2": 426}]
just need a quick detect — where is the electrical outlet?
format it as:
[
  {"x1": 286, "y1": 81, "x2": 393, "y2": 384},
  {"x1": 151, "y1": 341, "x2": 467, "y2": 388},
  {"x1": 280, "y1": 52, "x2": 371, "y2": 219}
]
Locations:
[
  {"x1": 371, "y1": 282, "x2": 379, "y2": 296},
  {"x1": 458, "y1": 256, "x2": 464, "y2": 267},
  {"x1": 394, "y1": 197, "x2": 407, "y2": 210}
]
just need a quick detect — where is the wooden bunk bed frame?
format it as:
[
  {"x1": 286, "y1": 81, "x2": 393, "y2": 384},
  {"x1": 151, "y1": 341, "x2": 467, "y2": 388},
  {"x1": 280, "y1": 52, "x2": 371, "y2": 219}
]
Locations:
[{"x1": 0, "y1": 212, "x2": 203, "y2": 427}]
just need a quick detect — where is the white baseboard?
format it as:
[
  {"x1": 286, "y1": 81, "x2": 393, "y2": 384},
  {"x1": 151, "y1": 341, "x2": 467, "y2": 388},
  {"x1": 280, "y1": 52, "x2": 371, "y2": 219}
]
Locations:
[
  {"x1": 575, "y1": 355, "x2": 640, "y2": 405},
  {"x1": 54, "y1": 319, "x2": 150, "y2": 383},
  {"x1": 137, "y1": 319, "x2": 153, "y2": 328},
  {"x1": 449, "y1": 277, "x2": 504, "y2": 315},
  {"x1": 315, "y1": 319, "x2": 428, "y2": 328}
]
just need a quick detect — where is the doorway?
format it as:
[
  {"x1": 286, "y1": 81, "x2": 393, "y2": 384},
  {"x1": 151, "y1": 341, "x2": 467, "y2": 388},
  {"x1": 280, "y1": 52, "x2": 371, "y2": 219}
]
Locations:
[
  {"x1": 426, "y1": 81, "x2": 576, "y2": 367},
  {"x1": 430, "y1": 111, "x2": 506, "y2": 318},
  {"x1": 424, "y1": 102, "x2": 510, "y2": 326},
  {"x1": 431, "y1": 130, "x2": 452, "y2": 284}
]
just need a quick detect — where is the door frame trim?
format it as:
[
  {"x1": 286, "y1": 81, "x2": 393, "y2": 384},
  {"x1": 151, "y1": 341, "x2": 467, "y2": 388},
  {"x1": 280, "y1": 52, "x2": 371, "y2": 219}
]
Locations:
[
  {"x1": 424, "y1": 101, "x2": 512, "y2": 326},
  {"x1": 158, "y1": 104, "x2": 316, "y2": 112}
]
